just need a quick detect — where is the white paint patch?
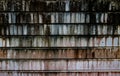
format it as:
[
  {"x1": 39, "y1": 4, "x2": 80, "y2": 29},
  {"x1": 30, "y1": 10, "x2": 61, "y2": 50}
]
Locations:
[
  {"x1": 17, "y1": 26, "x2": 22, "y2": 35},
  {"x1": 118, "y1": 25, "x2": 120, "y2": 34},
  {"x1": 78, "y1": 13, "x2": 81, "y2": 23},
  {"x1": 96, "y1": 13, "x2": 99, "y2": 23},
  {"x1": 113, "y1": 37, "x2": 118, "y2": 46},
  {"x1": 70, "y1": 37, "x2": 75, "y2": 46},
  {"x1": 94, "y1": 37, "x2": 98, "y2": 47},
  {"x1": 8, "y1": 13, "x2": 12, "y2": 23},
  {"x1": 51, "y1": 14, "x2": 55, "y2": 23},
  {"x1": 99, "y1": 37, "x2": 105, "y2": 46},
  {"x1": 33, "y1": 38, "x2": 37, "y2": 47},
  {"x1": 86, "y1": 14, "x2": 90, "y2": 23},
  {"x1": 39, "y1": 14, "x2": 42, "y2": 23},
  {"x1": 30, "y1": 13, "x2": 34, "y2": 23},
  {"x1": 71, "y1": 13, "x2": 75, "y2": 23},
  {"x1": 101, "y1": 13, "x2": 104, "y2": 23},
  {"x1": 105, "y1": 13, "x2": 108, "y2": 23},
  {"x1": 66, "y1": 13, "x2": 70, "y2": 23},
  {"x1": 10, "y1": 25, "x2": 14, "y2": 35},
  {"x1": 59, "y1": 25, "x2": 63, "y2": 35},
  {"x1": 65, "y1": 1, "x2": 70, "y2": 11},
  {"x1": 6, "y1": 38, "x2": 9, "y2": 47},
  {"x1": 97, "y1": 25, "x2": 102, "y2": 35},
  {"x1": 2, "y1": 39, "x2": 5, "y2": 47},
  {"x1": 0, "y1": 38, "x2": 2, "y2": 47},
  {"x1": 103, "y1": 26, "x2": 107, "y2": 35},
  {"x1": 23, "y1": 25, "x2": 27, "y2": 35},
  {"x1": 89, "y1": 37, "x2": 94, "y2": 47},
  {"x1": 55, "y1": 13, "x2": 58, "y2": 23},
  {"x1": 106, "y1": 37, "x2": 112, "y2": 46},
  {"x1": 119, "y1": 37, "x2": 120, "y2": 46},
  {"x1": 63, "y1": 25, "x2": 67, "y2": 34},
  {"x1": 81, "y1": 38, "x2": 87, "y2": 47},
  {"x1": 81, "y1": 13, "x2": 85, "y2": 23},
  {"x1": 12, "y1": 13, "x2": 16, "y2": 23},
  {"x1": 13, "y1": 25, "x2": 17, "y2": 35},
  {"x1": 75, "y1": 13, "x2": 79, "y2": 23}
]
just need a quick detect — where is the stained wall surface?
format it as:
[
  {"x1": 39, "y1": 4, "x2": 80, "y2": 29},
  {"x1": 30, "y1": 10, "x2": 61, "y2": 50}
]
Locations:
[{"x1": 0, "y1": 0, "x2": 120, "y2": 76}]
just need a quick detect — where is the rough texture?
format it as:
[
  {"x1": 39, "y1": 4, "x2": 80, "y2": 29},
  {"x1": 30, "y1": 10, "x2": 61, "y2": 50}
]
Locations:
[{"x1": 0, "y1": 0, "x2": 120, "y2": 76}]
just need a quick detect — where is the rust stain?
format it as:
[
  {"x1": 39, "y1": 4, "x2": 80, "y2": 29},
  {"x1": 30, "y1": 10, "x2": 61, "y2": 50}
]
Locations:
[
  {"x1": 0, "y1": 48, "x2": 119, "y2": 59},
  {"x1": 0, "y1": 0, "x2": 119, "y2": 75},
  {"x1": 0, "y1": 50, "x2": 7, "y2": 58}
]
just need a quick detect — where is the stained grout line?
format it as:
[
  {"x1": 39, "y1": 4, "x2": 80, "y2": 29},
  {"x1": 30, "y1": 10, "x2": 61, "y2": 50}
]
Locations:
[
  {"x1": 0, "y1": 11, "x2": 120, "y2": 13},
  {"x1": 0, "y1": 70, "x2": 120, "y2": 73},
  {"x1": 0, "y1": 46, "x2": 119, "y2": 49},
  {"x1": 0, "y1": 35, "x2": 119, "y2": 37},
  {"x1": 0, "y1": 23, "x2": 119, "y2": 25},
  {"x1": 0, "y1": 58, "x2": 119, "y2": 60}
]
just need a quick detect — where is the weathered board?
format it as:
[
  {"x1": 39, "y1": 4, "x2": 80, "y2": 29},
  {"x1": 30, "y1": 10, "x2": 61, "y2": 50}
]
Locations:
[{"x1": 0, "y1": 0, "x2": 120, "y2": 76}]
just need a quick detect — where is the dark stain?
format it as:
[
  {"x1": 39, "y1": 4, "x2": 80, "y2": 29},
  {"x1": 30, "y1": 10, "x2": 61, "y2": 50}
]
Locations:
[
  {"x1": 0, "y1": 14, "x2": 8, "y2": 35},
  {"x1": 70, "y1": 1, "x2": 82, "y2": 11},
  {"x1": 25, "y1": 14, "x2": 31, "y2": 23},
  {"x1": 84, "y1": 25, "x2": 89, "y2": 35},
  {"x1": 115, "y1": 13, "x2": 120, "y2": 24},
  {"x1": 58, "y1": 13, "x2": 64, "y2": 23},
  {"x1": 107, "y1": 25, "x2": 113, "y2": 34},
  {"x1": 107, "y1": 13, "x2": 120, "y2": 24},
  {"x1": 0, "y1": 1, "x2": 4, "y2": 11},
  {"x1": 54, "y1": 1, "x2": 65, "y2": 11},
  {"x1": 53, "y1": 49, "x2": 58, "y2": 58},
  {"x1": 30, "y1": 0, "x2": 46, "y2": 11},
  {"x1": 47, "y1": 2, "x2": 54, "y2": 11},
  {"x1": 74, "y1": 49, "x2": 79, "y2": 58},
  {"x1": 16, "y1": 13, "x2": 24, "y2": 23},
  {"x1": 45, "y1": 25, "x2": 51, "y2": 35},
  {"x1": 16, "y1": 13, "x2": 31, "y2": 23},
  {"x1": 90, "y1": 13, "x2": 96, "y2": 23},
  {"x1": 34, "y1": 24, "x2": 39, "y2": 35},
  {"x1": 14, "y1": 0, "x2": 22, "y2": 11},
  {"x1": 113, "y1": 25, "x2": 118, "y2": 35},
  {"x1": 0, "y1": 50, "x2": 7, "y2": 58},
  {"x1": 42, "y1": 14, "x2": 51, "y2": 23},
  {"x1": 45, "y1": 25, "x2": 51, "y2": 47},
  {"x1": 92, "y1": 50, "x2": 95, "y2": 58},
  {"x1": 27, "y1": 25, "x2": 31, "y2": 35},
  {"x1": 88, "y1": 25, "x2": 93, "y2": 35},
  {"x1": 7, "y1": 0, "x2": 13, "y2": 11},
  {"x1": 0, "y1": 14, "x2": 7, "y2": 23}
]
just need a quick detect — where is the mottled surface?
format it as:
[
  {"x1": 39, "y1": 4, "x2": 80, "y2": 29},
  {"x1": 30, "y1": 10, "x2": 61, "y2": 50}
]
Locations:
[{"x1": 0, "y1": 0, "x2": 120, "y2": 76}]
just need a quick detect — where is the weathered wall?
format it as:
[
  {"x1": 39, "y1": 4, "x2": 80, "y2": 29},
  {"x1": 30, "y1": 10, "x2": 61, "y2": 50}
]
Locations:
[{"x1": 0, "y1": 0, "x2": 120, "y2": 76}]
